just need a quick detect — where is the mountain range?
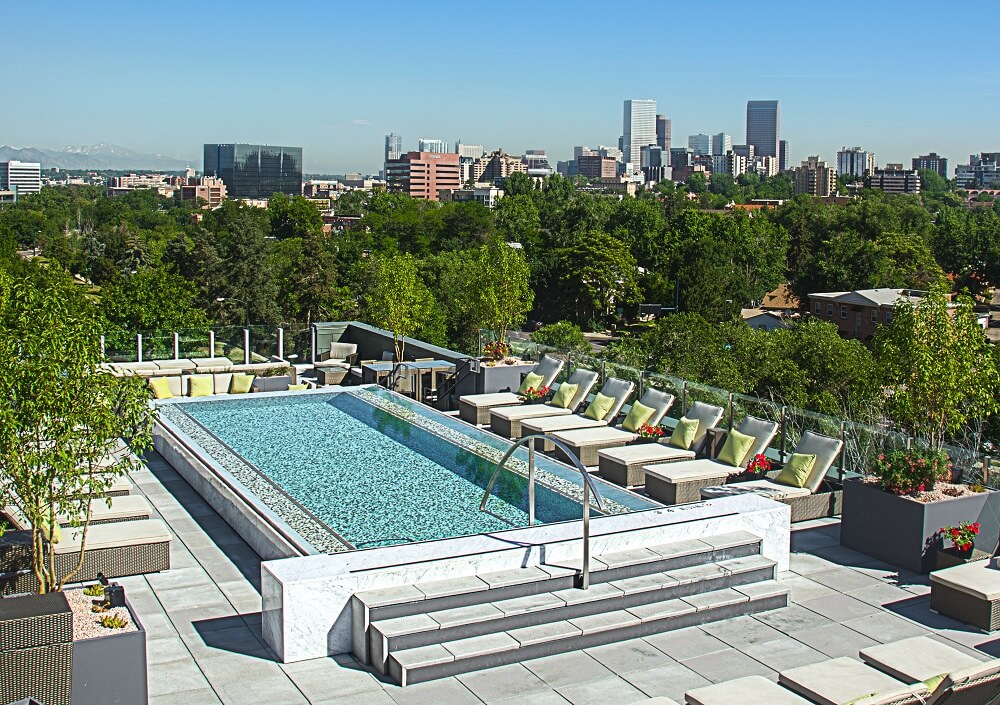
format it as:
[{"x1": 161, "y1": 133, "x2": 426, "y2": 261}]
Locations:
[{"x1": 0, "y1": 144, "x2": 193, "y2": 171}]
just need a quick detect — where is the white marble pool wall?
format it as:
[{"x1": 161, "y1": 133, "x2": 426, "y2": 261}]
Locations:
[{"x1": 262, "y1": 494, "x2": 790, "y2": 662}]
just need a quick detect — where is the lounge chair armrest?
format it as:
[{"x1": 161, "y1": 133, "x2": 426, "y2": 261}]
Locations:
[
  {"x1": 703, "y1": 427, "x2": 728, "y2": 459},
  {"x1": 344, "y1": 352, "x2": 359, "y2": 366}
]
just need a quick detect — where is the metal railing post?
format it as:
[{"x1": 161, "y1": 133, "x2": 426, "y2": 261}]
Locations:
[
  {"x1": 277, "y1": 327, "x2": 284, "y2": 360},
  {"x1": 99, "y1": 335, "x2": 105, "y2": 358},
  {"x1": 727, "y1": 393, "x2": 734, "y2": 430},
  {"x1": 780, "y1": 405, "x2": 787, "y2": 462},
  {"x1": 638, "y1": 370, "x2": 645, "y2": 399},
  {"x1": 528, "y1": 438, "x2": 536, "y2": 526},
  {"x1": 310, "y1": 324, "x2": 318, "y2": 364},
  {"x1": 839, "y1": 421, "x2": 848, "y2": 482},
  {"x1": 681, "y1": 381, "x2": 688, "y2": 414},
  {"x1": 600, "y1": 360, "x2": 606, "y2": 384},
  {"x1": 984, "y1": 455, "x2": 991, "y2": 488},
  {"x1": 173, "y1": 332, "x2": 180, "y2": 360},
  {"x1": 136, "y1": 333, "x2": 143, "y2": 362},
  {"x1": 243, "y1": 329, "x2": 251, "y2": 365},
  {"x1": 582, "y1": 480, "x2": 592, "y2": 590}
]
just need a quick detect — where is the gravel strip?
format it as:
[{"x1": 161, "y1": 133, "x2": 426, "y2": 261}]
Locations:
[{"x1": 65, "y1": 587, "x2": 138, "y2": 640}]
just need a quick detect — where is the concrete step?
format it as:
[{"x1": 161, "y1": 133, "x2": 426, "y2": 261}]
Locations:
[
  {"x1": 368, "y1": 554, "x2": 776, "y2": 673},
  {"x1": 388, "y1": 580, "x2": 789, "y2": 686}
]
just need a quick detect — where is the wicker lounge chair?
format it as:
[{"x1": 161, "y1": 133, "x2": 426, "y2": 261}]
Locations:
[
  {"x1": 191, "y1": 356, "x2": 234, "y2": 373},
  {"x1": 778, "y1": 657, "x2": 926, "y2": 705},
  {"x1": 549, "y1": 388, "x2": 676, "y2": 466},
  {"x1": 859, "y1": 636, "x2": 986, "y2": 684},
  {"x1": 597, "y1": 401, "x2": 725, "y2": 487},
  {"x1": 519, "y1": 377, "x2": 635, "y2": 449},
  {"x1": 930, "y1": 559, "x2": 1000, "y2": 632},
  {"x1": 0, "y1": 519, "x2": 172, "y2": 595},
  {"x1": 458, "y1": 355, "x2": 565, "y2": 424},
  {"x1": 699, "y1": 431, "x2": 844, "y2": 522},
  {"x1": 643, "y1": 416, "x2": 779, "y2": 505},
  {"x1": 4, "y1": 495, "x2": 152, "y2": 530},
  {"x1": 489, "y1": 368, "x2": 599, "y2": 439}
]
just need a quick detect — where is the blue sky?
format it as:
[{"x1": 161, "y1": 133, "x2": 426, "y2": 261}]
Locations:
[{"x1": 4, "y1": 1, "x2": 998, "y2": 173}]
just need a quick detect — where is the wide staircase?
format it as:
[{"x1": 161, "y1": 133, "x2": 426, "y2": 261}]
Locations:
[{"x1": 351, "y1": 530, "x2": 788, "y2": 686}]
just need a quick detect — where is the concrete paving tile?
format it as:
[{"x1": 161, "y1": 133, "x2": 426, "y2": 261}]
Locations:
[
  {"x1": 490, "y1": 692, "x2": 573, "y2": 705},
  {"x1": 812, "y1": 544, "x2": 878, "y2": 567},
  {"x1": 147, "y1": 656, "x2": 214, "y2": 697},
  {"x1": 523, "y1": 651, "x2": 614, "y2": 689},
  {"x1": 385, "y1": 677, "x2": 482, "y2": 705},
  {"x1": 698, "y1": 615, "x2": 786, "y2": 648},
  {"x1": 841, "y1": 612, "x2": 930, "y2": 642},
  {"x1": 312, "y1": 692, "x2": 398, "y2": 705},
  {"x1": 679, "y1": 648, "x2": 777, "y2": 682},
  {"x1": 753, "y1": 605, "x2": 833, "y2": 634},
  {"x1": 741, "y1": 634, "x2": 829, "y2": 671},
  {"x1": 642, "y1": 626, "x2": 730, "y2": 660},
  {"x1": 214, "y1": 674, "x2": 308, "y2": 705},
  {"x1": 843, "y1": 581, "x2": 916, "y2": 609},
  {"x1": 807, "y1": 567, "x2": 883, "y2": 593},
  {"x1": 790, "y1": 530, "x2": 841, "y2": 552},
  {"x1": 788, "y1": 552, "x2": 838, "y2": 575},
  {"x1": 457, "y1": 663, "x2": 551, "y2": 703},
  {"x1": 150, "y1": 687, "x2": 223, "y2": 705},
  {"x1": 147, "y1": 565, "x2": 217, "y2": 592},
  {"x1": 620, "y1": 660, "x2": 711, "y2": 701},
  {"x1": 781, "y1": 575, "x2": 839, "y2": 603},
  {"x1": 797, "y1": 593, "x2": 882, "y2": 621},
  {"x1": 147, "y1": 636, "x2": 193, "y2": 666},
  {"x1": 583, "y1": 638, "x2": 672, "y2": 675},
  {"x1": 790, "y1": 622, "x2": 880, "y2": 657},
  {"x1": 156, "y1": 581, "x2": 231, "y2": 611},
  {"x1": 200, "y1": 649, "x2": 284, "y2": 686},
  {"x1": 556, "y1": 675, "x2": 646, "y2": 705}
]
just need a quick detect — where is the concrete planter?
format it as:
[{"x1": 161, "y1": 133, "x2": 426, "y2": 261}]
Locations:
[
  {"x1": 840, "y1": 478, "x2": 1000, "y2": 573},
  {"x1": 71, "y1": 598, "x2": 147, "y2": 705},
  {"x1": 474, "y1": 362, "x2": 535, "y2": 394}
]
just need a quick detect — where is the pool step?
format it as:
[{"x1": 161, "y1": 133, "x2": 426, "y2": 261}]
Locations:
[
  {"x1": 351, "y1": 531, "x2": 787, "y2": 685},
  {"x1": 389, "y1": 581, "x2": 788, "y2": 686},
  {"x1": 351, "y1": 531, "x2": 762, "y2": 662},
  {"x1": 369, "y1": 554, "x2": 777, "y2": 674}
]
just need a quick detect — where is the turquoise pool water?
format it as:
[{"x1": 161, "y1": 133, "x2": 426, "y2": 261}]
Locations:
[{"x1": 168, "y1": 388, "x2": 658, "y2": 550}]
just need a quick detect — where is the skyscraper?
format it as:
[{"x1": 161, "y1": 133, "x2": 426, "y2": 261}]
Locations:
[
  {"x1": 779, "y1": 140, "x2": 789, "y2": 172},
  {"x1": 418, "y1": 138, "x2": 448, "y2": 154},
  {"x1": 623, "y1": 99, "x2": 657, "y2": 172},
  {"x1": 912, "y1": 153, "x2": 948, "y2": 180},
  {"x1": 385, "y1": 132, "x2": 402, "y2": 163},
  {"x1": 711, "y1": 133, "x2": 732, "y2": 156},
  {"x1": 746, "y1": 100, "x2": 780, "y2": 159},
  {"x1": 0, "y1": 160, "x2": 41, "y2": 196},
  {"x1": 836, "y1": 147, "x2": 876, "y2": 178},
  {"x1": 656, "y1": 115, "x2": 671, "y2": 152},
  {"x1": 688, "y1": 134, "x2": 711, "y2": 156},
  {"x1": 203, "y1": 144, "x2": 302, "y2": 198}
]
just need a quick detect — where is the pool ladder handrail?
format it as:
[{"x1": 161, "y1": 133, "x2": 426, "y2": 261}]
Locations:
[{"x1": 479, "y1": 434, "x2": 606, "y2": 589}]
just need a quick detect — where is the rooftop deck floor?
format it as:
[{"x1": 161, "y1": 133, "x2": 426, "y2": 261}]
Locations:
[{"x1": 122, "y1": 451, "x2": 999, "y2": 705}]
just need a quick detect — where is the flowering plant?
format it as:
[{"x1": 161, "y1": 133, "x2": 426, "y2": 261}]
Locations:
[
  {"x1": 871, "y1": 448, "x2": 951, "y2": 495},
  {"x1": 940, "y1": 521, "x2": 980, "y2": 551},
  {"x1": 637, "y1": 424, "x2": 666, "y2": 439},
  {"x1": 520, "y1": 385, "x2": 550, "y2": 402},
  {"x1": 483, "y1": 340, "x2": 511, "y2": 361},
  {"x1": 746, "y1": 453, "x2": 772, "y2": 476}
]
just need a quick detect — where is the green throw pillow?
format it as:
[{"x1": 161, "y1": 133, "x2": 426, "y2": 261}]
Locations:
[
  {"x1": 229, "y1": 373, "x2": 255, "y2": 394},
  {"x1": 584, "y1": 392, "x2": 616, "y2": 421},
  {"x1": 189, "y1": 375, "x2": 214, "y2": 397},
  {"x1": 518, "y1": 372, "x2": 545, "y2": 395},
  {"x1": 622, "y1": 401, "x2": 655, "y2": 432},
  {"x1": 921, "y1": 674, "x2": 948, "y2": 693},
  {"x1": 548, "y1": 383, "x2": 578, "y2": 409},
  {"x1": 287, "y1": 383, "x2": 309, "y2": 391},
  {"x1": 148, "y1": 377, "x2": 174, "y2": 400},
  {"x1": 717, "y1": 428, "x2": 755, "y2": 467},
  {"x1": 668, "y1": 416, "x2": 699, "y2": 449},
  {"x1": 775, "y1": 452, "x2": 817, "y2": 488}
]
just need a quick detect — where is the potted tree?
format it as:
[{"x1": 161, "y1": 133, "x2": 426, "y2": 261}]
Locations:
[
  {"x1": 0, "y1": 263, "x2": 154, "y2": 705},
  {"x1": 841, "y1": 289, "x2": 1000, "y2": 573}
]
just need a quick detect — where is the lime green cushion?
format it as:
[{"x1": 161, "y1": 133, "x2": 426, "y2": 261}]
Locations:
[
  {"x1": 287, "y1": 383, "x2": 309, "y2": 391},
  {"x1": 584, "y1": 392, "x2": 616, "y2": 421},
  {"x1": 549, "y1": 383, "x2": 578, "y2": 409},
  {"x1": 622, "y1": 401, "x2": 656, "y2": 432},
  {"x1": 717, "y1": 428, "x2": 755, "y2": 467},
  {"x1": 842, "y1": 694, "x2": 880, "y2": 705},
  {"x1": 775, "y1": 452, "x2": 817, "y2": 488},
  {"x1": 518, "y1": 372, "x2": 545, "y2": 395},
  {"x1": 148, "y1": 377, "x2": 174, "y2": 400},
  {"x1": 921, "y1": 674, "x2": 948, "y2": 693},
  {"x1": 189, "y1": 375, "x2": 214, "y2": 397},
  {"x1": 668, "y1": 416, "x2": 699, "y2": 449},
  {"x1": 229, "y1": 373, "x2": 255, "y2": 394}
]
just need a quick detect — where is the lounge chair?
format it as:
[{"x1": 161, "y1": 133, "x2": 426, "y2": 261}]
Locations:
[
  {"x1": 4, "y1": 495, "x2": 152, "y2": 529},
  {"x1": 930, "y1": 558, "x2": 1000, "y2": 633},
  {"x1": 191, "y1": 356, "x2": 234, "y2": 373},
  {"x1": 458, "y1": 355, "x2": 565, "y2": 425},
  {"x1": 779, "y1": 657, "x2": 926, "y2": 705},
  {"x1": 518, "y1": 378, "x2": 635, "y2": 450},
  {"x1": 489, "y1": 368, "x2": 599, "y2": 439},
  {"x1": 699, "y1": 430, "x2": 844, "y2": 522},
  {"x1": 0, "y1": 519, "x2": 172, "y2": 595},
  {"x1": 685, "y1": 675, "x2": 812, "y2": 705},
  {"x1": 548, "y1": 388, "x2": 675, "y2": 466},
  {"x1": 598, "y1": 401, "x2": 725, "y2": 487},
  {"x1": 643, "y1": 415, "x2": 779, "y2": 505}
]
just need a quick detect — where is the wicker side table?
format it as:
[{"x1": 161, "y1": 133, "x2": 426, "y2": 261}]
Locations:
[{"x1": 0, "y1": 592, "x2": 73, "y2": 705}]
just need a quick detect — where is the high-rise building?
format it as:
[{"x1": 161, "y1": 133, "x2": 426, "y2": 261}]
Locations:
[
  {"x1": 641, "y1": 145, "x2": 669, "y2": 182},
  {"x1": 688, "y1": 134, "x2": 711, "y2": 156},
  {"x1": 870, "y1": 164, "x2": 921, "y2": 194},
  {"x1": 203, "y1": 144, "x2": 302, "y2": 198},
  {"x1": 746, "y1": 100, "x2": 780, "y2": 159},
  {"x1": 836, "y1": 147, "x2": 876, "y2": 178},
  {"x1": 385, "y1": 132, "x2": 402, "y2": 163},
  {"x1": 656, "y1": 115, "x2": 671, "y2": 152},
  {"x1": 955, "y1": 153, "x2": 1000, "y2": 188},
  {"x1": 455, "y1": 142, "x2": 485, "y2": 184},
  {"x1": 471, "y1": 149, "x2": 526, "y2": 185},
  {"x1": 417, "y1": 138, "x2": 448, "y2": 154},
  {"x1": 793, "y1": 156, "x2": 836, "y2": 197},
  {"x1": 733, "y1": 144, "x2": 755, "y2": 161},
  {"x1": 0, "y1": 160, "x2": 41, "y2": 196},
  {"x1": 912, "y1": 153, "x2": 948, "y2": 180},
  {"x1": 385, "y1": 151, "x2": 461, "y2": 200},
  {"x1": 712, "y1": 151, "x2": 749, "y2": 178},
  {"x1": 180, "y1": 176, "x2": 228, "y2": 208},
  {"x1": 623, "y1": 99, "x2": 657, "y2": 173},
  {"x1": 711, "y1": 133, "x2": 732, "y2": 156},
  {"x1": 779, "y1": 140, "x2": 789, "y2": 172},
  {"x1": 578, "y1": 154, "x2": 618, "y2": 180},
  {"x1": 523, "y1": 150, "x2": 554, "y2": 177}
]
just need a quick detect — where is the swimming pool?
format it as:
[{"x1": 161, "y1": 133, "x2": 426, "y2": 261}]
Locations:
[{"x1": 157, "y1": 387, "x2": 659, "y2": 552}]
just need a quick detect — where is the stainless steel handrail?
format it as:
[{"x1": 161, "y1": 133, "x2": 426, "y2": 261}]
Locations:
[{"x1": 479, "y1": 434, "x2": 606, "y2": 589}]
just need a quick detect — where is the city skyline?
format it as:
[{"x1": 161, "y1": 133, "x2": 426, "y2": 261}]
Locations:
[{"x1": 4, "y1": 1, "x2": 999, "y2": 174}]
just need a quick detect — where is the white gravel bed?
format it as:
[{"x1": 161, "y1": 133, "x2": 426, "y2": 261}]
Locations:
[{"x1": 64, "y1": 587, "x2": 138, "y2": 640}]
